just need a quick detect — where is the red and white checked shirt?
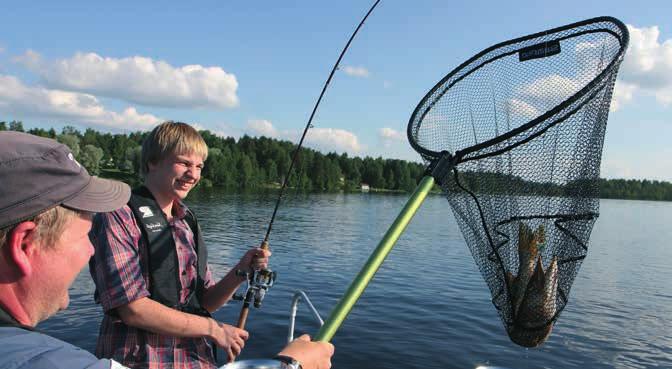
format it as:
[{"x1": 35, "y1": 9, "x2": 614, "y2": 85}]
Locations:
[{"x1": 89, "y1": 202, "x2": 216, "y2": 369}]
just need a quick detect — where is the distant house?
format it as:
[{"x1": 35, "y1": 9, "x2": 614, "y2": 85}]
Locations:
[{"x1": 360, "y1": 183, "x2": 370, "y2": 192}]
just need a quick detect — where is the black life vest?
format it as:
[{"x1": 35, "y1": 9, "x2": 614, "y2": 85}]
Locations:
[{"x1": 128, "y1": 186, "x2": 209, "y2": 317}]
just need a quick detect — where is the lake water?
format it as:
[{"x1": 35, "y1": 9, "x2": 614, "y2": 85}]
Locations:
[{"x1": 41, "y1": 192, "x2": 672, "y2": 369}]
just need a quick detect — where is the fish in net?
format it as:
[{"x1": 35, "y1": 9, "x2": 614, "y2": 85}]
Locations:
[{"x1": 407, "y1": 17, "x2": 629, "y2": 347}]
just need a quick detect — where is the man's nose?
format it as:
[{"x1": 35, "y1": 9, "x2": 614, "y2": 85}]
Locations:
[{"x1": 185, "y1": 166, "x2": 200, "y2": 178}]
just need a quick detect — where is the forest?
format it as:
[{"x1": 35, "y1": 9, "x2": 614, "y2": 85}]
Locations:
[{"x1": 2, "y1": 120, "x2": 670, "y2": 201}]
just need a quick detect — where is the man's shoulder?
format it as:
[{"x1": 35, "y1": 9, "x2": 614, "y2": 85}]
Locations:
[
  {"x1": 0, "y1": 327, "x2": 111, "y2": 369},
  {"x1": 93, "y1": 205, "x2": 137, "y2": 230},
  {"x1": 95, "y1": 204, "x2": 134, "y2": 221}
]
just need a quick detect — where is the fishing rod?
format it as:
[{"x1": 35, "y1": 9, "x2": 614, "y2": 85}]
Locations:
[{"x1": 235, "y1": 0, "x2": 382, "y2": 331}]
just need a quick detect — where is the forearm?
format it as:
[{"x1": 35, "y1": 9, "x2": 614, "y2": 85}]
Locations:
[
  {"x1": 201, "y1": 266, "x2": 246, "y2": 312},
  {"x1": 117, "y1": 297, "x2": 215, "y2": 339}
]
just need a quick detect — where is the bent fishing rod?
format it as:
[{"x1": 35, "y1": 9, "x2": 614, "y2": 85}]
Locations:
[{"x1": 234, "y1": 0, "x2": 382, "y2": 331}]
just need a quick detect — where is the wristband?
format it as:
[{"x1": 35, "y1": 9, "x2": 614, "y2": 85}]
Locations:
[{"x1": 274, "y1": 355, "x2": 302, "y2": 369}]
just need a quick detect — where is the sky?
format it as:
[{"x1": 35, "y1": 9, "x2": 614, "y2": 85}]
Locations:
[{"x1": 0, "y1": 0, "x2": 670, "y2": 181}]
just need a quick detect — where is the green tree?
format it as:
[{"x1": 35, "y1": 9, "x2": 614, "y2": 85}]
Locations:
[
  {"x1": 9, "y1": 120, "x2": 24, "y2": 132},
  {"x1": 80, "y1": 145, "x2": 104, "y2": 175},
  {"x1": 266, "y1": 160, "x2": 279, "y2": 184},
  {"x1": 27, "y1": 128, "x2": 51, "y2": 138},
  {"x1": 111, "y1": 135, "x2": 133, "y2": 169},
  {"x1": 123, "y1": 145, "x2": 142, "y2": 175},
  {"x1": 362, "y1": 157, "x2": 385, "y2": 188},
  {"x1": 237, "y1": 155, "x2": 256, "y2": 189},
  {"x1": 82, "y1": 128, "x2": 100, "y2": 147},
  {"x1": 57, "y1": 134, "x2": 81, "y2": 158},
  {"x1": 61, "y1": 126, "x2": 81, "y2": 136}
]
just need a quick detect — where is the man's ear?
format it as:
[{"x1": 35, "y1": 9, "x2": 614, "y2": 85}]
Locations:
[
  {"x1": 147, "y1": 159, "x2": 158, "y2": 173},
  {"x1": 5, "y1": 222, "x2": 39, "y2": 277}
]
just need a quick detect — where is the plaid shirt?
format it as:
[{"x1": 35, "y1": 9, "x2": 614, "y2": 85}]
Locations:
[{"x1": 89, "y1": 202, "x2": 215, "y2": 369}]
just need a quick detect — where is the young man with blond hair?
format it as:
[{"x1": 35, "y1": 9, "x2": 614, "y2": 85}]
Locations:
[{"x1": 89, "y1": 121, "x2": 333, "y2": 369}]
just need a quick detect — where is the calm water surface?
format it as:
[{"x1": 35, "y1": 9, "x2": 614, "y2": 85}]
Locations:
[{"x1": 42, "y1": 193, "x2": 672, "y2": 368}]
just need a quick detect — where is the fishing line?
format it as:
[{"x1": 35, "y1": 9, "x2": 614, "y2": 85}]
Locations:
[
  {"x1": 263, "y1": 0, "x2": 381, "y2": 243},
  {"x1": 235, "y1": 0, "x2": 382, "y2": 331}
]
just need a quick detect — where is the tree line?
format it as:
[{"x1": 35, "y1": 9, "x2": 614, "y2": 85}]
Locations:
[
  {"x1": 0, "y1": 121, "x2": 425, "y2": 192},
  {"x1": 1, "y1": 121, "x2": 670, "y2": 201}
]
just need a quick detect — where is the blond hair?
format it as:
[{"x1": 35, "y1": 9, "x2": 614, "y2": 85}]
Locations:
[
  {"x1": 0, "y1": 206, "x2": 79, "y2": 251},
  {"x1": 141, "y1": 121, "x2": 209, "y2": 176}
]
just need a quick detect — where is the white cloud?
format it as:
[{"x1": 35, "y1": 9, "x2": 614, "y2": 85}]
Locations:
[
  {"x1": 383, "y1": 80, "x2": 392, "y2": 88},
  {"x1": 244, "y1": 119, "x2": 362, "y2": 154},
  {"x1": 246, "y1": 119, "x2": 279, "y2": 137},
  {"x1": 342, "y1": 65, "x2": 370, "y2": 78},
  {"x1": 379, "y1": 127, "x2": 406, "y2": 148},
  {"x1": 506, "y1": 75, "x2": 582, "y2": 120},
  {"x1": 15, "y1": 50, "x2": 239, "y2": 109},
  {"x1": 0, "y1": 74, "x2": 162, "y2": 130},
  {"x1": 190, "y1": 122, "x2": 237, "y2": 140},
  {"x1": 610, "y1": 80, "x2": 637, "y2": 112},
  {"x1": 506, "y1": 98, "x2": 539, "y2": 119},
  {"x1": 379, "y1": 127, "x2": 404, "y2": 140},
  {"x1": 520, "y1": 74, "x2": 582, "y2": 103},
  {"x1": 306, "y1": 127, "x2": 362, "y2": 153},
  {"x1": 13, "y1": 49, "x2": 40, "y2": 68},
  {"x1": 615, "y1": 24, "x2": 672, "y2": 108},
  {"x1": 510, "y1": 23, "x2": 672, "y2": 114}
]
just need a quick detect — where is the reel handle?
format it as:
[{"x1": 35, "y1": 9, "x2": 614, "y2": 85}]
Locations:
[{"x1": 236, "y1": 240, "x2": 272, "y2": 330}]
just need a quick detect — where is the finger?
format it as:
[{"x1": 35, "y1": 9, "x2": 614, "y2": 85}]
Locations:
[
  {"x1": 231, "y1": 341, "x2": 241, "y2": 356},
  {"x1": 325, "y1": 342, "x2": 335, "y2": 355},
  {"x1": 227, "y1": 348, "x2": 235, "y2": 363},
  {"x1": 252, "y1": 257, "x2": 268, "y2": 265},
  {"x1": 253, "y1": 260, "x2": 268, "y2": 270},
  {"x1": 237, "y1": 337, "x2": 246, "y2": 350},
  {"x1": 255, "y1": 248, "x2": 272, "y2": 258},
  {"x1": 239, "y1": 329, "x2": 249, "y2": 340},
  {"x1": 296, "y1": 334, "x2": 311, "y2": 342}
]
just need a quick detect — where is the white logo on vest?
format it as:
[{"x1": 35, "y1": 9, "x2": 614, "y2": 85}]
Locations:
[{"x1": 139, "y1": 206, "x2": 154, "y2": 218}]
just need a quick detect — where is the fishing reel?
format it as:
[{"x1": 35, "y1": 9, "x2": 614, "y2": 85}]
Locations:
[{"x1": 234, "y1": 266, "x2": 277, "y2": 308}]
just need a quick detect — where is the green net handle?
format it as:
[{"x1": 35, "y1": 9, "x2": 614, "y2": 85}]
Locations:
[{"x1": 315, "y1": 175, "x2": 436, "y2": 342}]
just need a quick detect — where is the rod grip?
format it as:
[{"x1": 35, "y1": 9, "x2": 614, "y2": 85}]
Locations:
[
  {"x1": 260, "y1": 240, "x2": 269, "y2": 250},
  {"x1": 237, "y1": 305, "x2": 250, "y2": 330}
]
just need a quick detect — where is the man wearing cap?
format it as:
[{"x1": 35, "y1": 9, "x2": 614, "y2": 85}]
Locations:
[
  {"x1": 0, "y1": 130, "x2": 334, "y2": 369},
  {"x1": 0, "y1": 131, "x2": 131, "y2": 368}
]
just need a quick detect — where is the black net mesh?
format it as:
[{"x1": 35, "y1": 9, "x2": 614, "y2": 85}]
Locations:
[{"x1": 407, "y1": 17, "x2": 628, "y2": 347}]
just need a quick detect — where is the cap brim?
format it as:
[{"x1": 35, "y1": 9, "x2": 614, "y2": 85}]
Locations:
[{"x1": 62, "y1": 176, "x2": 131, "y2": 213}]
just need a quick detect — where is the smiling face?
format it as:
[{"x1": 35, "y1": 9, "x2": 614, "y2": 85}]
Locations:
[{"x1": 146, "y1": 151, "x2": 205, "y2": 204}]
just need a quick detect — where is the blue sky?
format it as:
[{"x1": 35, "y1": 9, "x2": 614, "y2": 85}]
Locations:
[{"x1": 1, "y1": 0, "x2": 670, "y2": 181}]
